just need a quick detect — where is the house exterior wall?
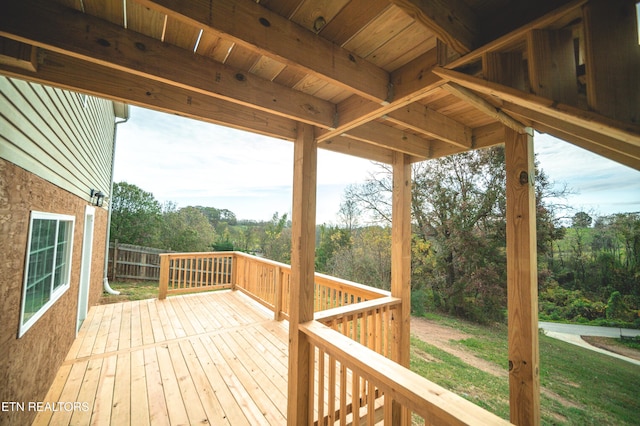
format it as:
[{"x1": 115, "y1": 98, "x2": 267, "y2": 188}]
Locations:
[
  {"x1": 0, "y1": 76, "x2": 119, "y2": 425},
  {"x1": 0, "y1": 76, "x2": 117, "y2": 200}
]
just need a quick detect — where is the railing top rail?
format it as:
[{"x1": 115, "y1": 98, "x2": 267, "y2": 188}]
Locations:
[
  {"x1": 232, "y1": 251, "x2": 292, "y2": 268},
  {"x1": 300, "y1": 320, "x2": 513, "y2": 426},
  {"x1": 111, "y1": 242, "x2": 173, "y2": 254},
  {"x1": 314, "y1": 297, "x2": 401, "y2": 323},
  {"x1": 314, "y1": 272, "x2": 390, "y2": 297},
  {"x1": 159, "y1": 251, "x2": 236, "y2": 259},
  {"x1": 232, "y1": 251, "x2": 390, "y2": 298}
]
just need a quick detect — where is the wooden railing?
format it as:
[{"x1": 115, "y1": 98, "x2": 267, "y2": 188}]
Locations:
[
  {"x1": 315, "y1": 297, "x2": 400, "y2": 358},
  {"x1": 158, "y1": 252, "x2": 234, "y2": 299},
  {"x1": 159, "y1": 251, "x2": 388, "y2": 308},
  {"x1": 228, "y1": 252, "x2": 389, "y2": 321},
  {"x1": 301, "y1": 320, "x2": 511, "y2": 426},
  {"x1": 158, "y1": 252, "x2": 512, "y2": 425}
]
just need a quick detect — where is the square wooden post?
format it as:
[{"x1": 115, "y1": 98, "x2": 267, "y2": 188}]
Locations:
[
  {"x1": 158, "y1": 254, "x2": 169, "y2": 300},
  {"x1": 483, "y1": 51, "x2": 540, "y2": 425},
  {"x1": 390, "y1": 152, "x2": 412, "y2": 425},
  {"x1": 391, "y1": 152, "x2": 412, "y2": 365},
  {"x1": 274, "y1": 266, "x2": 283, "y2": 321},
  {"x1": 287, "y1": 122, "x2": 317, "y2": 426},
  {"x1": 505, "y1": 127, "x2": 540, "y2": 426}
]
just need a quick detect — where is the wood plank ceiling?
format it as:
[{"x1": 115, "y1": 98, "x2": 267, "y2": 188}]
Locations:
[{"x1": 0, "y1": 0, "x2": 638, "y2": 169}]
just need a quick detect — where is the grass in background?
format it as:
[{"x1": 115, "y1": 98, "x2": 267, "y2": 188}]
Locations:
[
  {"x1": 99, "y1": 280, "x2": 159, "y2": 304},
  {"x1": 411, "y1": 314, "x2": 640, "y2": 425}
]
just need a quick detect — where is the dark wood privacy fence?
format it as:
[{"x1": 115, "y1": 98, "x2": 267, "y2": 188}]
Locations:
[{"x1": 108, "y1": 241, "x2": 174, "y2": 281}]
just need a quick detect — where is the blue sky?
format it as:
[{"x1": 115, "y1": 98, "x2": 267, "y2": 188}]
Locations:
[{"x1": 114, "y1": 107, "x2": 639, "y2": 224}]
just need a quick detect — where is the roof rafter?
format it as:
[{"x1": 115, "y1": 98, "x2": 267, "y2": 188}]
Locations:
[
  {"x1": 344, "y1": 121, "x2": 430, "y2": 158},
  {"x1": 384, "y1": 103, "x2": 472, "y2": 149},
  {"x1": 318, "y1": 136, "x2": 398, "y2": 164},
  {"x1": 0, "y1": 0, "x2": 336, "y2": 128},
  {"x1": 503, "y1": 102, "x2": 640, "y2": 170},
  {"x1": 434, "y1": 67, "x2": 640, "y2": 154}
]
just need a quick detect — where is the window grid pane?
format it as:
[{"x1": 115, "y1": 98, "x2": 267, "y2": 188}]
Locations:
[
  {"x1": 22, "y1": 215, "x2": 74, "y2": 328},
  {"x1": 53, "y1": 221, "x2": 70, "y2": 289}
]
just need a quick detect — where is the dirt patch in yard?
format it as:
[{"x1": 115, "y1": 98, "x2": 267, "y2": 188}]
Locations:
[
  {"x1": 410, "y1": 317, "x2": 508, "y2": 378},
  {"x1": 410, "y1": 316, "x2": 585, "y2": 414}
]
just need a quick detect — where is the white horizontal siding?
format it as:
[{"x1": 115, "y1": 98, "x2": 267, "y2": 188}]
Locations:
[{"x1": 0, "y1": 76, "x2": 116, "y2": 203}]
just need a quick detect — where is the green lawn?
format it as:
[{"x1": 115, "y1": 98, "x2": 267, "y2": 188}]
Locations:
[
  {"x1": 99, "y1": 280, "x2": 159, "y2": 304},
  {"x1": 411, "y1": 314, "x2": 640, "y2": 425}
]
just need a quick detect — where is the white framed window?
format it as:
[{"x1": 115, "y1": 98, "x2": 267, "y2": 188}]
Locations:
[{"x1": 19, "y1": 211, "x2": 75, "y2": 337}]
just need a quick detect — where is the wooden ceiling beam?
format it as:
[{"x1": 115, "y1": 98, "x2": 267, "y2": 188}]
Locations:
[
  {"x1": 138, "y1": 0, "x2": 391, "y2": 104},
  {"x1": 0, "y1": 49, "x2": 298, "y2": 141},
  {"x1": 317, "y1": 49, "x2": 446, "y2": 142},
  {"x1": 434, "y1": 67, "x2": 640, "y2": 155},
  {"x1": 532, "y1": 124, "x2": 640, "y2": 171},
  {"x1": 318, "y1": 136, "x2": 395, "y2": 164},
  {"x1": 428, "y1": 122, "x2": 506, "y2": 159},
  {"x1": 441, "y1": 82, "x2": 527, "y2": 135},
  {"x1": 503, "y1": 102, "x2": 640, "y2": 170},
  {"x1": 0, "y1": 0, "x2": 336, "y2": 129},
  {"x1": 388, "y1": 0, "x2": 479, "y2": 55},
  {"x1": 344, "y1": 121, "x2": 430, "y2": 159},
  {"x1": 384, "y1": 104, "x2": 472, "y2": 149}
]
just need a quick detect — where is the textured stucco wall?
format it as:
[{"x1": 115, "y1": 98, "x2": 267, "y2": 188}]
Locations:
[{"x1": 0, "y1": 158, "x2": 108, "y2": 425}]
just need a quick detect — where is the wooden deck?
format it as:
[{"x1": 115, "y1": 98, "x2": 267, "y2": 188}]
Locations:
[{"x1": 34, "y1": 290, "x2": 289, "y2": 425}]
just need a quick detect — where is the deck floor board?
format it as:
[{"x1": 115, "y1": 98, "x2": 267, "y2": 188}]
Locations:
[{"x1": 33, "y1": 290, "x2": 292, "y2": 426}]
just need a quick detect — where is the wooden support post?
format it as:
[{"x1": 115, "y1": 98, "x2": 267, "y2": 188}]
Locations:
[
  {"x1": 274, "y1": 266, "x2": 283, "y2": 321},
  {"x1": 390, "y1": 152, "x2": 412, "y2": 426},
  {"x1": 505, "y1": 127, "x2": 540, "y2": 426},
  {"x1": 287, "y1": 122, "x2": 317, "y2": 426},
  {"x1": 158, "y1": 254, "x2": 169, "y2": 300},
  {"x1": 390, "y1": 151, "x2": 412, "y2": 366},
  {"x1": 485, "y1": 51, "x2": 540, "y2": 425},
  {"x1": 231, "y1": 253, "x2": 238, "y2": 290}
]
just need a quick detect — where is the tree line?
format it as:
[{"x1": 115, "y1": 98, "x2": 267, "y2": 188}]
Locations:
[
  {"x1": 109, "y1": 181, "x2": 291, "y2": 261},
  {"x1": 110, "y1": 146, "x2": 639, "y2": 327},
  {"x1": 314, "y1": 147, "x2": 638, "y2": 327}
]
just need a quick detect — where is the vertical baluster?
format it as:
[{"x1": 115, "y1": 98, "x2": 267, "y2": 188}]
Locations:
[
  {"x1": 339, "y1": 361, "x2": 347, "y2": 426},
  {"x1": 317, "y1": 348, "x2": 325, "y2": 426},
  {"x1": 328, "y1": 353, "x2": 336, "y2": 424},
  {"x1": 383, "y1": 392, "x2": 393, "y2": 424},
  {"x1": 367, "y1": 379, "x2": 375, "y2": 426},
  {"x1": 352, "y1": 368, "x2": 360, "y2": 424},
  {"x1": 309, "y1": 342, "x2": 316, "y2": 426}
]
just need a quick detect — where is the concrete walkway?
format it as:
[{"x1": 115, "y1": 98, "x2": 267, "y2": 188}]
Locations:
[{"x1": 539, "y1": 322, "x2": 640, "y2": 366}]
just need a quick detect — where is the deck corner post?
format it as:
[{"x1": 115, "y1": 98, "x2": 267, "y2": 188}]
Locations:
[
  {"x1": 158, "y1": 254, "x2": 169, "y2": 300},
  {"x1": 231, "y1": 252, "x2": 239, "y2": 291},
  {"x1": 274, "y1": 266, "x2": 283, "y2": 321},
  {"x1": 287, "y1": 122, "x2": 317, "y2": 426},
  {"x1": 505, "y1": 126, "x2": 540, "y2": 426}
]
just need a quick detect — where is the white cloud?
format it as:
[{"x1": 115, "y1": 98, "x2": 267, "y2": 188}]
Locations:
[
  {"x1": 114, "y1": 107, "x2": 639, "y2": 223},
  {"x1": 114, "y1": 107, "x2": 377, "y2": 222},
  {"x1": 534, "y1": 132, "x2": 640, "y2": 217}
]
